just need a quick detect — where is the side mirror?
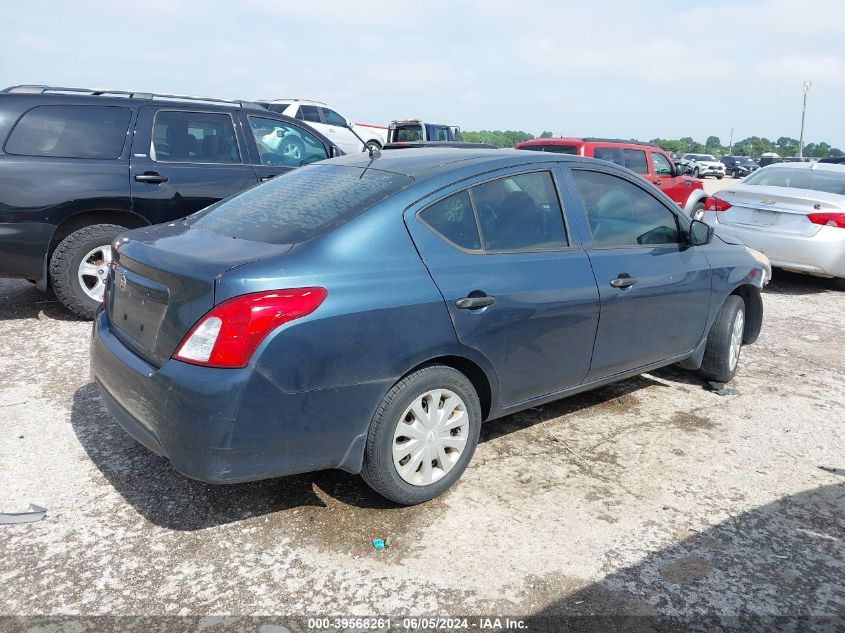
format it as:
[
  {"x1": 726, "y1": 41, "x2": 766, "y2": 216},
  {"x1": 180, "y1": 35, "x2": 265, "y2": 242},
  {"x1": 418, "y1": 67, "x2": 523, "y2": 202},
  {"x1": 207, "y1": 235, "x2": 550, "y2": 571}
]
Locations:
[
  {"x1": 330, "y1": 145, "x2": 343, "y2": 158},
  {"x1": 688, "y1": 219, "x2": 713, "y2": 246},
  {"x1": 671, "y1": 163, "x2": 685, "y2": 177}
]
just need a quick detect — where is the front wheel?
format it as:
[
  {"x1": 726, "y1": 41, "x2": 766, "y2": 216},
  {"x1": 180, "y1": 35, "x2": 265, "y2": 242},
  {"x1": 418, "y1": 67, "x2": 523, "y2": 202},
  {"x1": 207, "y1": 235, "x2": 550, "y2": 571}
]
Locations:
[
  {"x1": 699, "y1": 296, "x2": 745, "y2": 383},
  {"x1": 716, "y1": 175, "x2": 724, "y2": 180},
  {"x1": 361, "y1": 365, "x2": 482, "y2": 505},
  {"x1": 693, "y1": 167, "x2": 700, "y2": 178},
  {"x1": 49, "y1": 224, "x2": 127, "y2": 318}
]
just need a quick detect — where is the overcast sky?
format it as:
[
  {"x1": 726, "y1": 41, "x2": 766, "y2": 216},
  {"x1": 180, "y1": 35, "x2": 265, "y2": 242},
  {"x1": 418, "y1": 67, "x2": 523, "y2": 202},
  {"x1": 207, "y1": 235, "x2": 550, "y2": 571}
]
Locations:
[{"x1": 3, "y1": 0, "x2": 844, "y2": 148}]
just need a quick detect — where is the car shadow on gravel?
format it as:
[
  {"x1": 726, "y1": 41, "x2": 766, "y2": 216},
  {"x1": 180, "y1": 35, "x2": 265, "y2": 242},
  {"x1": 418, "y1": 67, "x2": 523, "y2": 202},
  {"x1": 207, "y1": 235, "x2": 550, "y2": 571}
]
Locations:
[
  {"x1": 0, "y1": 279, "x2": 81, "y2": 321},
  {"x1": 763, "y1": 270, "x2": 843, "y2": 296},
  {"x1": 71, "y1": 371, "x2": 680, "y2": 531},
  {"x1": 523, "y1": 482, "x2": 845, "y2": 630}
]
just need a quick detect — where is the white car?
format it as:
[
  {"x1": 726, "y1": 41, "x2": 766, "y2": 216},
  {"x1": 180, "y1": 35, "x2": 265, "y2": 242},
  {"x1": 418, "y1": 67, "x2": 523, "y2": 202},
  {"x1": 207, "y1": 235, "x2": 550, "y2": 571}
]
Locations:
[
  {"x1": 701, "y1": 162, "x2": 845, "y2": 281},
  {"x1": 265, "y1": 99, "x2": 385, "y2": 154},
  {"x1": 682, "y1": 153, "x2": 726, "y2": 179}
]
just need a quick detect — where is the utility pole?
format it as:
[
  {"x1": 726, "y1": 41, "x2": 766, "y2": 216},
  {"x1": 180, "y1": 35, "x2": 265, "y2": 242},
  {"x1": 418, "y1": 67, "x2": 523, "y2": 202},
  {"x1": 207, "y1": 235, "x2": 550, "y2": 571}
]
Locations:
[
  {"x1": 729, "y1": 126, "x2": 734, "y2": 155},
  {"x1": 799, "y1": 81, "x2": 812, "y2": 158}
]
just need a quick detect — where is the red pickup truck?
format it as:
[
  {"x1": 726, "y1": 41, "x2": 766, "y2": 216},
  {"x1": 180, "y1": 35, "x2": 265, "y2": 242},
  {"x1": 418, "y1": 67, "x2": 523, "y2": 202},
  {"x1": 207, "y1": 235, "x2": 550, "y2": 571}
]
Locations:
[{"x1": 515, "y1": 137, "x2": 708, "y2": 217}]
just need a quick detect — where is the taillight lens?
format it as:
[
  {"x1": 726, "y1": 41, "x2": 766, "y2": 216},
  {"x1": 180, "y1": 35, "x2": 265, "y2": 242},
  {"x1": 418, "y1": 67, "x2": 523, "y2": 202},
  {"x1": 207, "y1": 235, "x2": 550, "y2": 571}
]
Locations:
[
  {"x1": 808, "y1": 212, "x2": 845, "y2": 229},
  {"x1": 704, "y1": 196, "x2": 732, "y2": 212},
  {"x1": 173, "y1": 288, "x2": 327, "y2": 368}
]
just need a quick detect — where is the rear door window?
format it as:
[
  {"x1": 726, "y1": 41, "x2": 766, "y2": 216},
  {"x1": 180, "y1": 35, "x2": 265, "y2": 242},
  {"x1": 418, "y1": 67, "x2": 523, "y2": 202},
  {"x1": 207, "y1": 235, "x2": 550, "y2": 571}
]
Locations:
[
  {"x1": 299, "y1": 105, "x2": 322, "y2": 123},
  {"x1": 419, "y1": 190, "x2": 480, "y2": 250},
  {"x1": 152, "y1": 111, "x2": 240, "y2": 164},
  {"x1": 472, "y1": 171, "x2": 568, "y2": 251},
  {"x1": 593, "y1": 147, "x2": 623, "y2": 166},
  {"x1": 188, "y1": 165, "x2": 412, "y2": 244},
  {"x1": 4, "y1": 105, "x2": 131, "y2": 159},
  {"x1": 622, "y1": 149, "x2": 648, "y2": 174}
]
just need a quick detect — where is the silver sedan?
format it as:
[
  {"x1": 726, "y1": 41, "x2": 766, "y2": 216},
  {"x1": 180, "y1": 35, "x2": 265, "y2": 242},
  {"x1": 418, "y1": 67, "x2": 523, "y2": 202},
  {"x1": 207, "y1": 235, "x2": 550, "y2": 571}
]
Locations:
[{"x1": 701, "y1": 162, "x2": 845, "y2": 280}]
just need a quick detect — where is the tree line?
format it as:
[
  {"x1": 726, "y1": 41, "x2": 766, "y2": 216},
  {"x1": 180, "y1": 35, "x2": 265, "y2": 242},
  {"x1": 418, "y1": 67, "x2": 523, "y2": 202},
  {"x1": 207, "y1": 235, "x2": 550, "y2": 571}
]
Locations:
[{"x1": 459, "y1": 130, "x2": 844, "y2": 157}]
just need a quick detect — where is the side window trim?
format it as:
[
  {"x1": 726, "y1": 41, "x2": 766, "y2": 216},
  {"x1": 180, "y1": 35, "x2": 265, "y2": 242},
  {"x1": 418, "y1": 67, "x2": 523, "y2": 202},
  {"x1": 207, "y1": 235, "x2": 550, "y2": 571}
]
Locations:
[
  {"x1": 150, "y1": 109, "x2": 243, "y2": 165},
  {"x1": 414, "y1": 167, "x2": 574, "y2": 255},
  {"x1": 568, "y1": 166, "x2": 686, "y2": 250}
]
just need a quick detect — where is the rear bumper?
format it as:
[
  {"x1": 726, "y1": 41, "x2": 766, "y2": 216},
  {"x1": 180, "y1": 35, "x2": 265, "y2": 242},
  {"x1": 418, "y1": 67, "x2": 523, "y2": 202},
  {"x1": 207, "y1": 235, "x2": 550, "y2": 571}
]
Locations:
[
  {"x1": 0, "y1": 222, "x2": 53, "y2": 279},
  {"x1": 90, "y1": 310, "x2": 387, "y2": 483},
  {"x1": 705, "y1": 214, "x2": 845, "y2": 278}
]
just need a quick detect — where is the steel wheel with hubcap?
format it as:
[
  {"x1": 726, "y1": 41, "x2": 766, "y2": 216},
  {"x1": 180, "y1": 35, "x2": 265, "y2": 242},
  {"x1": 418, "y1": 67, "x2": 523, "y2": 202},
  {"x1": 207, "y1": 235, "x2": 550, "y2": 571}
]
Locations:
[
  {"x1": 392, "y1": 388, "x2": 469, "y2": 486},
  {"x1": 362, "y1": 365, "x2": 481, "y2": 505}
]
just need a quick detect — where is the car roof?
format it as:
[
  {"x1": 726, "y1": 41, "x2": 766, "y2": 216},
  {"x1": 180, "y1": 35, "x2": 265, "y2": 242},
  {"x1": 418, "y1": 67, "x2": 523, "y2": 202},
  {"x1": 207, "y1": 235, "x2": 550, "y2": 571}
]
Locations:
[{"x1": 323, "y1": 147, "x2": 607, "y2": 180}]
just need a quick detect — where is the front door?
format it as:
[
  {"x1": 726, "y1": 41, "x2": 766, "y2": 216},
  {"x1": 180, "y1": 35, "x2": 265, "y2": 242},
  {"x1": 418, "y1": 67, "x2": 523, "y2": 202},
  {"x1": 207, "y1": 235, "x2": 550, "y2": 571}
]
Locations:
[
  {"x1": 405, "y1": 168, "x2": 600, "y2": 406},
  {"x1": 649, "y1": 150, "x2": 689, "y2": 207},
  {"x1": 319, "y1": 107, "x2": 363, "y2": 154},
  {"x1": 242, "y1": 113, "x2": 331, "y2": 182},
  {"x1": 567, "y1": 167, "x2": 712, "y2": 380},
  {"x1": 129, "y1": 106, "x2": 258, "y2": 225}
]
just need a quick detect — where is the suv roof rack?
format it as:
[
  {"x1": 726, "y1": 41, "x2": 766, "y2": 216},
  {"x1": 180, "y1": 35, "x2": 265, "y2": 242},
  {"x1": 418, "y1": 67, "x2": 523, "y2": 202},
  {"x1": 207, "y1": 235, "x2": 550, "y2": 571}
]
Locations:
[{"x1": 2, "y1": 85, "x2": 264, "y2": 110}]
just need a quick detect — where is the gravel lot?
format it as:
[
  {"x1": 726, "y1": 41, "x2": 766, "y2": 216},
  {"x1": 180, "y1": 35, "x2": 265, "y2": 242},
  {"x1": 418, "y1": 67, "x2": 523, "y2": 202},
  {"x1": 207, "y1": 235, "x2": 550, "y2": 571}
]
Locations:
[{"x1": 1, "y1": 197, "x2": 844, "y2": 623}]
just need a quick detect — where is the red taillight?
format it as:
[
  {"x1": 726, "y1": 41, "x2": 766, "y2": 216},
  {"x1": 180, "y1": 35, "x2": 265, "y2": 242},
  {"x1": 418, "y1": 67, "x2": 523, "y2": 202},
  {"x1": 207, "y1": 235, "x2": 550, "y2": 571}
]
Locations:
[
  {"x1": 173, "y1": 288, "x2": 327, "y2": 368},
  {"x1": 704, "y1": 196, "x2": 732, "y2": 212},
  {"x1": 808, "y1": 212, "x2": 845, "y2": 229}
]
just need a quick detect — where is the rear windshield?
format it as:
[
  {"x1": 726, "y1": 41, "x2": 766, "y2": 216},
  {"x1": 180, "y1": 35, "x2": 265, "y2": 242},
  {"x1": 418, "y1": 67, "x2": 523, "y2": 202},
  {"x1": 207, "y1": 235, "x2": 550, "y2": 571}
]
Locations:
[
  {"x1": 521, "y1": 144, "x2": 578, "y2": 155},
  {"x1": 187, "y1": 165, "x2": 412, "y2": 244},
  {"x1": 743, "y1": 167, "x2": 845, "y2": 195}
]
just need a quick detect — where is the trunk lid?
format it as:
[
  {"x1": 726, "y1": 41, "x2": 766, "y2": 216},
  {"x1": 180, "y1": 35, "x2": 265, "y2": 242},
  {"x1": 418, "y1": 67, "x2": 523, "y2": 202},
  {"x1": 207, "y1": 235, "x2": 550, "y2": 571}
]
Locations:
[
  {"x1": 107, "y1": 222, "x2": 291, "y2": 366},
  {"x1": 715, "y1": 185, "x2": 844, "y2": 237}
]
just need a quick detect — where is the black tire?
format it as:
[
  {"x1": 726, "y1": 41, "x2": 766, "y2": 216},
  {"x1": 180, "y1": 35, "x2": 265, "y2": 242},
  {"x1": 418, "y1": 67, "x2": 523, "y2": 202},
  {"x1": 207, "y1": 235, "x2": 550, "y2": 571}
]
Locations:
[
  {"x1": 49, "y1": 224, "x2": 126, "y2": 319},
  {"x1": 693, "y1": 167, "x2": 700, "y2": 178},
  {"x1": 361, "y1": 364, "x2": 482, "y2": 505},
  {"x1": 731, "y1": 169, "x2": 738, "y2": 178},
  {"x1": 716, "y1": 175, "x2": 724, "y2": 180},
  {"x1": 699, "y1": 295, "x2": 745, "y2": 383},
  {"x1": 691, "y1": 201, "x2": 705, "y2": 220},
  {"x1": 365, "y1": 140, "x2": 382, "y2": 151}
]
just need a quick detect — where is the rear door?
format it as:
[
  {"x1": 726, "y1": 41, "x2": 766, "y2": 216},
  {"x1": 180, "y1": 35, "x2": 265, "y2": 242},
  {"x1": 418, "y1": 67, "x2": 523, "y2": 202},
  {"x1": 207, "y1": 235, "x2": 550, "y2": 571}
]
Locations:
[
  {"x1": 129, "y1": 106, "x2": 258, "y2": 224},
  {"x1": 565, "y1": 166, "x2": 711, "y2": 380},
  {"x1": 404, "y1": 167, "x2": 600, "y2": 406}
]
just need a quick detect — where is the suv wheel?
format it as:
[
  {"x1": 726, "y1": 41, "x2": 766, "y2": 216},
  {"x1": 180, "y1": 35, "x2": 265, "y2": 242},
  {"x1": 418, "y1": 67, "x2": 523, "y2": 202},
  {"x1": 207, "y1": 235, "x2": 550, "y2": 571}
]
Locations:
[
  {"x1": 691, "y1": 201, "x2": 705, "y2": 221},
  {"x1": 280, "y1": 136, "x2": 305, "y2": 162},
  {"x1": 365, "y1": 140, "x2": 382, "y2": 152},
  {"x1": 361, "y1": 365, "x2": 481, "y2": 505},
  {"x1": 699, "y1": 296, "x2": 745, "y2": 383},
  {"x1": 50, "y1": 224, "x2": 126, "y2": 319},
  {"x1": 693, "y1": 167, "x2": 700, "y2": 178}
]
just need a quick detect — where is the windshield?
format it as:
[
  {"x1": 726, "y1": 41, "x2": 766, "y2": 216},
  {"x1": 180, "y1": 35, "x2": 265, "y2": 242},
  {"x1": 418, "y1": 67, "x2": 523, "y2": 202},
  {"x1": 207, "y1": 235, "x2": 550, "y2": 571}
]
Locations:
[
  {"x1": 188, "y1": 165, "x2": 413, "y2": 244},
  {"x1": 699, "y1": 155, "x2": 717, "y2": 162},
  {"x1": 743, "y1": 167, "x2": 845, "y2": 195}
]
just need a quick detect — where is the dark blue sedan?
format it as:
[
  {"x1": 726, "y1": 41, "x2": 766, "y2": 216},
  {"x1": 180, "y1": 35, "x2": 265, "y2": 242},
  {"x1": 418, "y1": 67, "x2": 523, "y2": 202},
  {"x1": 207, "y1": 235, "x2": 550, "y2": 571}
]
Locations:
[{"x1": 91, "y1": 149, "x2": 767, "y2": 505}]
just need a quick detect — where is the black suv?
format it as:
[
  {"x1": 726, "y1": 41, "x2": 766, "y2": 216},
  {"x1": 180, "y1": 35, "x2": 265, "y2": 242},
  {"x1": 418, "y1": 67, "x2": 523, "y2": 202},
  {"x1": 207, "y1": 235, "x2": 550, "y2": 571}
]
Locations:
[
  {"x1": 720, "y1": 156, "x2": 760, "y2": 178},
  {"x1": 0, "y1": 85, "x2": 342, "y2": 317}
]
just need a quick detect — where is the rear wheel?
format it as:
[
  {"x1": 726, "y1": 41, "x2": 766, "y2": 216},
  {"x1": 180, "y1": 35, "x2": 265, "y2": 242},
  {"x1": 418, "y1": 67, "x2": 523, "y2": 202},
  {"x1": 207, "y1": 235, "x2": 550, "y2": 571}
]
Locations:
[
  {"x1": 280, "y1": 136, "x2": 305, "y2": 163},
  {"x1": 50, "y1": 224, "x2": 126, "y2": 318},
  {"x1": 699, "y1": 295, "x2": 745, "y2": 383},
  {"x1": 716, "y1": 175, "x2": 724, "y2": 180},
  {"x1": 691, "y1": 201, "x2": 705, "y2": 220},
  {"x1": 365, "y1": 140, "x2": 382, "y2": 152},
  {"x1": 361, "y1": 365, "x2": 481, "y2": 505}
]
